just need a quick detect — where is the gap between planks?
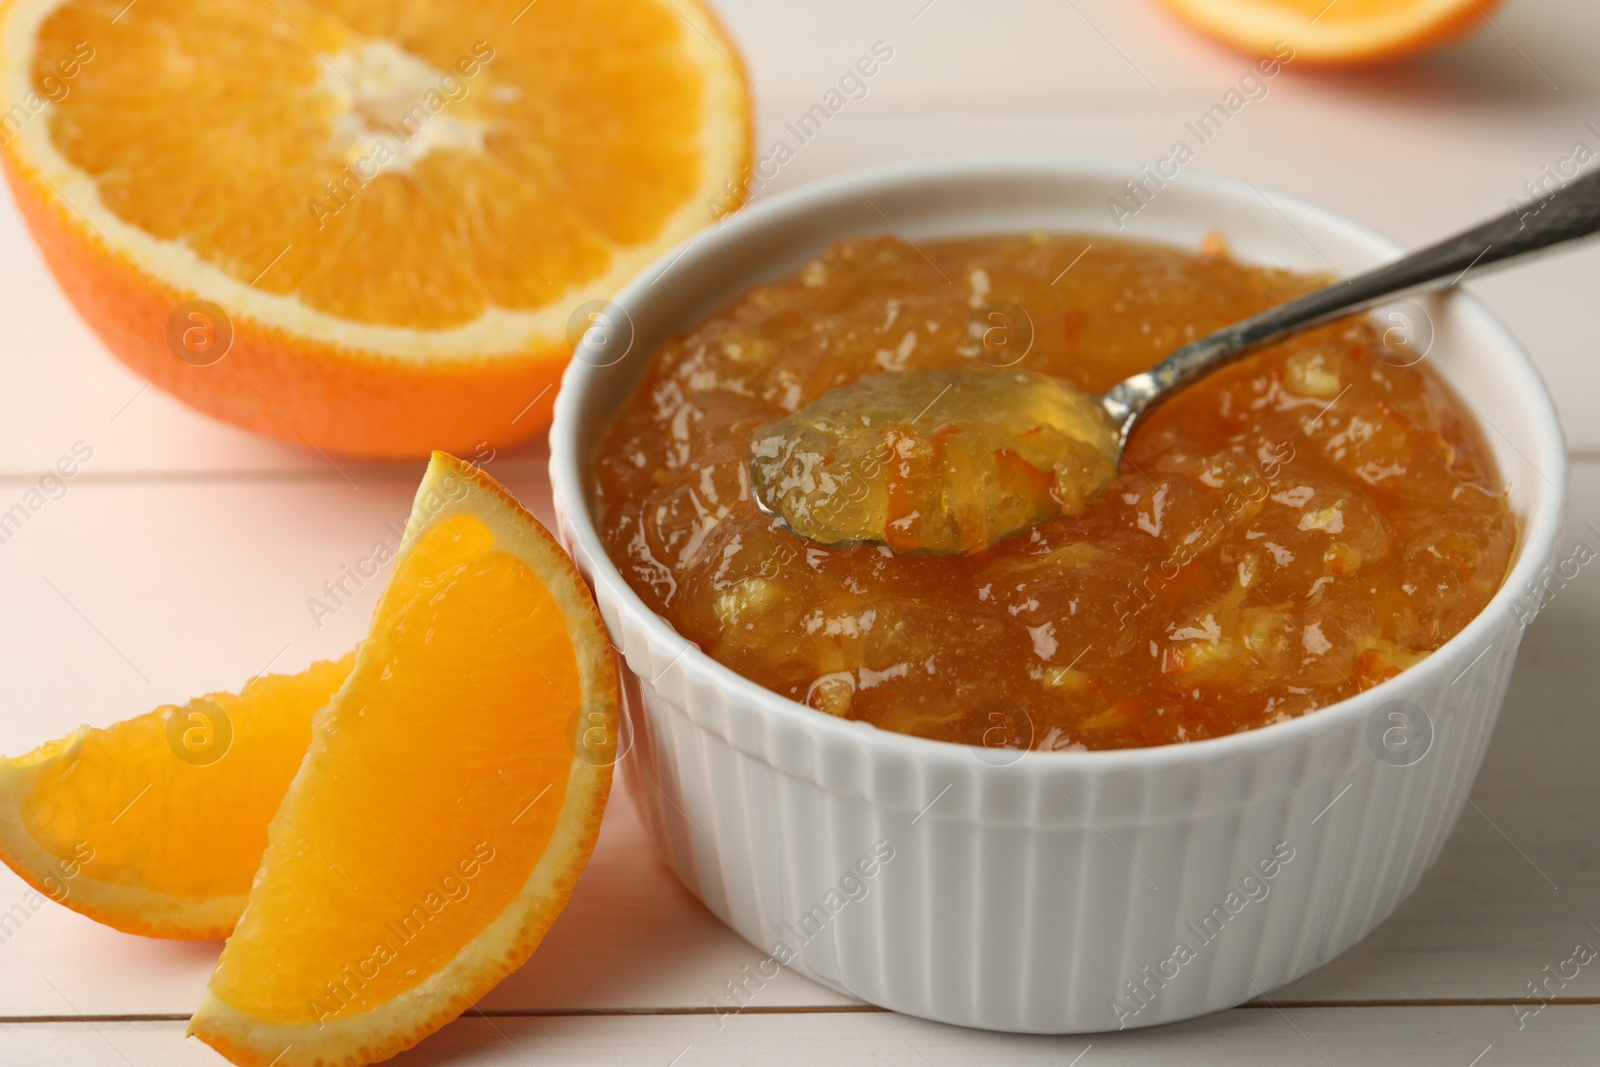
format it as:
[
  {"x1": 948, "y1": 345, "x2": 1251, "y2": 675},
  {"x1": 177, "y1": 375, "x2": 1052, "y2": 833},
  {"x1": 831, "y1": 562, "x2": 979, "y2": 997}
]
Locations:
[{"x1": 5, "y1": 999, "x2": 1600, "y2": 1024}]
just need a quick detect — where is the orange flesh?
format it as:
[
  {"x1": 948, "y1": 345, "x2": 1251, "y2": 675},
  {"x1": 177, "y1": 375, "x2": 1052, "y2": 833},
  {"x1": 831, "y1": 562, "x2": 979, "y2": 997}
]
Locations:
[
  {"x1": 34, "y1": 0, "x2": 707, "y2": 328},
  {"x1": 1155, "y1": 0, "x2": 1502, "y2": 65},
  {"x1": 208, "y1": 513, "x2": 579, "y2": 1022},
  {"x1": 15, "y1": 659, "x2": 349, "y2": 901},
  {"x1": 592, "y1": 234, "x2": 1517, "y2": 751},
  {"x1": 1182, "y1": 0, "x2": 1497, "y2": 27},
  {"x1": 1248, "y1": 0, "x2": 1418, "y2": 17}
]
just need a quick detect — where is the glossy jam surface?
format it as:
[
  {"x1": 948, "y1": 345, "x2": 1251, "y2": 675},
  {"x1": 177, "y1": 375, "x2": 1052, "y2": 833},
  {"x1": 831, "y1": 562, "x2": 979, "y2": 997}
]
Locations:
[
  {"x1": 592, "y1": 234, "x2": 1516, "y2": 751},
  {"x1": 749, "y1": 366, "x2": 1120, "y2": 554}
]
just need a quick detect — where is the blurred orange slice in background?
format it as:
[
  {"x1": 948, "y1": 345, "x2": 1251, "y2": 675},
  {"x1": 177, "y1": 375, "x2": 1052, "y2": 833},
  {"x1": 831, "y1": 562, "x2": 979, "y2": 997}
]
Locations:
[
  {"x1": 190, "y1": 452, "x2": 620, "y2": 1066},
  {"x1": 0, "y1": 657, "x2": 353, "y2": 939},
  {"x1": 0, "y1": 0, "x2": 750, "y2": 456},
  {"x1": 1156, "y1": 0, "x2": 1504, "y2": 65}
]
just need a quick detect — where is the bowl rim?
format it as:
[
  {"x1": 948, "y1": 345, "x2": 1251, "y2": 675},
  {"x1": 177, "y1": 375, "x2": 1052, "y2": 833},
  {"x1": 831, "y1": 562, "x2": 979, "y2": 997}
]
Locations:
[{"x1": 549, "y1": 152, "x2": 1569, "y2": 775}]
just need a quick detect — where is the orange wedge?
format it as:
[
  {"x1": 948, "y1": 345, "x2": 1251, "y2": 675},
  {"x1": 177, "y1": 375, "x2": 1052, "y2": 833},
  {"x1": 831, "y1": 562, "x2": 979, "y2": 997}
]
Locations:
[
  {"x1": 0, "y1": 657, "x2": 352, "y2": 939},
  {"x1": 190, "y1": 452, "x2": 620, "y2": 1067},
  {"x1": 0, "y1": 0, "x2": 750, "y2": 456},
  {"x1": 1156, "y1": 0, "x2": 1504, "y2": 65}
]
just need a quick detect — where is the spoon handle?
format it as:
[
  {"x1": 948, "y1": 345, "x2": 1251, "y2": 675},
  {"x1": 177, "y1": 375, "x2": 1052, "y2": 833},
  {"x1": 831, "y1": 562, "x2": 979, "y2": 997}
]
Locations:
[{"x1": 1103, "y1": 169, "x2": 1600, "y2": 439}]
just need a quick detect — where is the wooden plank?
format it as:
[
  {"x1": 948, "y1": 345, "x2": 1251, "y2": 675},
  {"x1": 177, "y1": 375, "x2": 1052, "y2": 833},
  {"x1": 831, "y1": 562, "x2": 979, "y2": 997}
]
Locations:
[
  {"x1": 4, "y1": 99, "x2": 1597, "y2": 467},
  {"x1": 709, "y1": 0, "x2": 1600, "y2": 106},
  {"x1": 0, "y1": 771, "x2": 851, "y2": 1018},
  {"x1": 0, "y1": 467, "x2": 1596, "y2": 1017},
  {"x1": 0, "y1": 467, "x2": 851, "y2": 1017},
  {"x1": 0, "y1": 5, "x2": 1597, "y2": 475},
  {"x1": 1, "y1": 1006, "x2": 1595, "y2": 1066},
  {"x1": 0, "y1": 471, "x2": 551, "y2": 742}
]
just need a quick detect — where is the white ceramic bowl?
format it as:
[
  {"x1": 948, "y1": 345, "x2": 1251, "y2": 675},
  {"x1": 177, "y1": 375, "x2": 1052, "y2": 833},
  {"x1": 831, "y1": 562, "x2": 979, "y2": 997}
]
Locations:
[{"x1": 548, "y1": 156, "x2": 1567, "y2": 1033}]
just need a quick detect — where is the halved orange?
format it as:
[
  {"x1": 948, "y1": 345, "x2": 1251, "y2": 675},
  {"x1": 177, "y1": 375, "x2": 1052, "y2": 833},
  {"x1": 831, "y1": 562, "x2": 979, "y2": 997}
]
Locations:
[
  {"x1": 0, "y1": 0, "x2": 750, "y2": 456},
  {"x1": 1156, "y1": 0, "x2": 1504, "y2": 65},
  {"x1": 190, "y1": 452, "x2": 620, "y2": 1067},
  {"x1": 0, "y1": 657, "x2": 352, "y2": 939}
]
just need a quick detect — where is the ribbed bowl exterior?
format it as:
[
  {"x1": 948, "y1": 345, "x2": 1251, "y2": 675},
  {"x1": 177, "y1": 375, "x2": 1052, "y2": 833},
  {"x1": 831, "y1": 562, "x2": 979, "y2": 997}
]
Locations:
[
  {"x1": 550, "y1": 157, "x2": 1567, "y2": 1033},
  {"x1": 567, "y1": 537, "x2": 1524, "y2": 1032}
]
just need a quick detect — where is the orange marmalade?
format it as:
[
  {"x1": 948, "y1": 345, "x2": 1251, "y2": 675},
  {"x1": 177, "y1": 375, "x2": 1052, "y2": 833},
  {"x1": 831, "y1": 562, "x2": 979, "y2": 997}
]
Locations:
[{"x1": 591, "y1": 234, "x2": 1516, "y2": 751}]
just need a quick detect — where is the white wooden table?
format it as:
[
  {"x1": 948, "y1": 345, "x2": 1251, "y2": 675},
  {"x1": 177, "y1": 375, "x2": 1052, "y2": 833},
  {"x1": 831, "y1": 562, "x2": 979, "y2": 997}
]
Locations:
[{"x1": 2, "y1": 1, "x2": 1597, "y2": 1063}]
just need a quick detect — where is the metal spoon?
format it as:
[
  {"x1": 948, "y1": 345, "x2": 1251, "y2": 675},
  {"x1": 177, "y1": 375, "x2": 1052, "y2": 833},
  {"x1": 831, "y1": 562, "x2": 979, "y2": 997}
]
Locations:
[{"x1": 750, "y1": 170, "x2": 1600, "y2": 555}]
